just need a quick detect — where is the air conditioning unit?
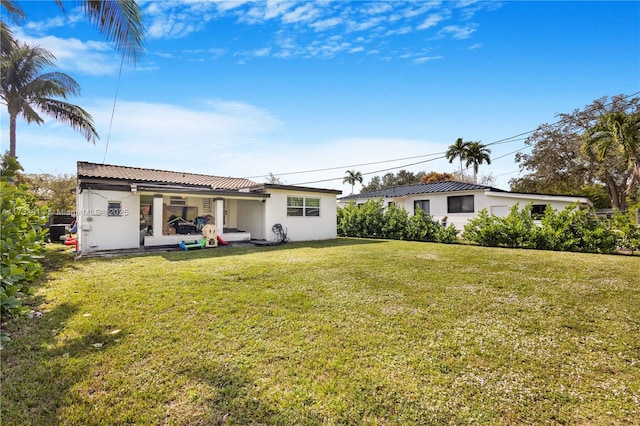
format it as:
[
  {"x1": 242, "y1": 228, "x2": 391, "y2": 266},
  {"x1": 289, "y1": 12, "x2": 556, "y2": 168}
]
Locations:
[{"x1": 170, "y1": 196, "x2": 186, "y2": 206}]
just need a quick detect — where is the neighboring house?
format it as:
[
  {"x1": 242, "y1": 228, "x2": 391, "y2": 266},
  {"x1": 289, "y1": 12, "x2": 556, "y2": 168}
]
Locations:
[
  {"x1": 76, "y1": 162, "x2": 341, "y2": 254},
  {"x1": 338, "y1": 181, "x2": 590, "y2": 230}
]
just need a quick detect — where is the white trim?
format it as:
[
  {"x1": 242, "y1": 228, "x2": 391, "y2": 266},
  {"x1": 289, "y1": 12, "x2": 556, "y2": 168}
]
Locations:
[{"x1": 483, "y1": 190, "x2": 590, "y2": 205}]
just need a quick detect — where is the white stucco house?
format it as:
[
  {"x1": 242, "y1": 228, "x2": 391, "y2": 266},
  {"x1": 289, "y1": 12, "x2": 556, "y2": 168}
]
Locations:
[
  {"x1": 75, "y1": 162, "x2": 341, "y2": 255},
  {"x1": 338, "y1": 181, "x2": 591, "y2": 230}
]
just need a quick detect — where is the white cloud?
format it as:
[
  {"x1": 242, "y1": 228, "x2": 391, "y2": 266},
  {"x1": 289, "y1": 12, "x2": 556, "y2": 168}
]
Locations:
[
  {"x1": 436, "y1": 24, "x2": 477, "y2": 40},
  {"x1": 417, "y1": 11, "x2": 451, "y2": 30},
  {"x1": 310, "y1": 17, "x2": 343, "y2": 31},
  {"x1": 263, "y1": 1, "x2": 297, "y2": 20},
  {"x1": 413, "y1": 55, "x2": 443, "y2": 64},
  {"x1": 252, "y1": 47, "x2": 272, "y2": 57},
  {"x1": 281, "y1": 3, "x2": 321, "y2": 24},
  {"x1": 365, "y1": 3, "x2": 393, "y2": 15},
  {"x1": 11, "y1": 29, "x2": 122, "y2": 76}
]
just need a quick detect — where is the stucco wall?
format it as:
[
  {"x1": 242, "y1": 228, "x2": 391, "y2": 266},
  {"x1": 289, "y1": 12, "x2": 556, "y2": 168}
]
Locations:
[
  {"x1": 236, "y1": 199, "x2": 265, "y2": 239},
  {"x1": 77, "y1": 190, "x2": 140, "y2": 253},
  {"x1": 265, "y1": 189, "x2": 337, "y2": 242}
]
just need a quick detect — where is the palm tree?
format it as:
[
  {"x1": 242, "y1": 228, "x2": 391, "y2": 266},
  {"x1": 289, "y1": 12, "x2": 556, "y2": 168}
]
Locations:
[
  {"x1": 446, "y1": 137, "x2": 471, "y2": 174},
  {"x1": 343, "y1": 170, "x2": 363, "y2": 194},
  {"x1": 1, "y1": 43, "x2": 99, "y2": 158},
  {"x1": 0, "y1": 1, "x2": 23, "y2": 55},
  {"x1": 583, "y1": 112, "x2": 640, "y2": 204},
  {"x1": 464, "y1": 142, "x2": 491, "y2": 183},
  {"x1": 1, "y1": 0, "x2": 144, "y2": 62}
]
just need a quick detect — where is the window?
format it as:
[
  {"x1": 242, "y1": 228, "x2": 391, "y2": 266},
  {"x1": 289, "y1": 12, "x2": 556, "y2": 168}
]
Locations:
[
  {"x1": 170, "y1": 196, "x2": 186, "y2": 206},
  {"x1": 414, "y1": 200, "x2": 430, "y2": 215},
  {"x1": 108, "y1": 201, "x2": 122, "y2": 217},
  {"x1": 531, "y1": 204, "x2": 549, "y2": 219},
  {"x1": 287, "y1": 196, "x2": 320, "y2": 217},
  {"x1": 202, "y1": 198, "x2": 212, "y2": 213},
  {"x1": 447, "y1": 195, "x2": 474, "y2": 213}
]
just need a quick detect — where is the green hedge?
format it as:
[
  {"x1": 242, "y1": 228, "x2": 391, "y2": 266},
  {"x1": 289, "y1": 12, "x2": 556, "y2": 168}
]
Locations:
[
  {"x1": 337, "y1": 200, "x2": 458, "y2": 243},
  {"x1": 338, "y1": 200, "x2": 639, "y2": 254},
  {"x1": 462, "y1": 203, "x2": 639, "y2": 254},
  {"x1": 1, "y1": 157, "x2": 48, "y2": 347}
]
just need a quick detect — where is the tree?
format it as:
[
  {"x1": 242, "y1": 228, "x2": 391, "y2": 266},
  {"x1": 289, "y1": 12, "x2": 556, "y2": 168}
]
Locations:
[
  {"x1": 22, "y1": 173, "x2": 76, "y2": 212},
  {"x1": 464, "y1": 141, "x2": 491, "y2": 183},
  {"x1": 583, "y1": 111, "x2": 640, "y2": 206},
  {"x1": 361, "y1": 169, "x2": 426, "y2": 192},
  {"x1": 511, "y1": 94, "x2": 639, "y2": 211},
  {"x1": 265, "y1": 172, "x2": 284, "y2": 184},
  {"x1": 343, "y1": 170, "x2": 363, "y2": 194},
  {"x1": 1, "y1": 0, "x2": 144, "y2": 62},
  {"x1": 446, "y1": 137, "x2": 471, "y2": 173},
  {"x1": 420, "y1": 171, "x2": 454, "y2": 183},
  {"x1": 1, "y1": 43, "x2": 99, "y2": 158},
  {"x1": 0, "y1": 1, "x2": 23, "y2": 56}
]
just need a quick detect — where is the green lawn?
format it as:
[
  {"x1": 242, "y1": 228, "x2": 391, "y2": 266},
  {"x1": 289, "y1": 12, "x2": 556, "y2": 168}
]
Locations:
[{"x1": 2, "y1": 239, "x2": 639, "y2": 425}]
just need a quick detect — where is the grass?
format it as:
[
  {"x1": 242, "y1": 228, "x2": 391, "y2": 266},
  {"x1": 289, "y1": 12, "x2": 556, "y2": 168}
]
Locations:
[{"x1": 2, "y1": 239, "x2": 639, "y2": 425}]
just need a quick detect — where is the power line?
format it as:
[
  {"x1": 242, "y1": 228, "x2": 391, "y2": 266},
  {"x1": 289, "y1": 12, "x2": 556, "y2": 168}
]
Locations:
[
  {"x1": 242, "y1": 151, "x2": 444, "y2": 179},
  {"x1": 260, "y1": 91, "x2": 640, "y2": 186},
  {"x1": 102, "y1": 54, "x2": 125, "y2": 164}
]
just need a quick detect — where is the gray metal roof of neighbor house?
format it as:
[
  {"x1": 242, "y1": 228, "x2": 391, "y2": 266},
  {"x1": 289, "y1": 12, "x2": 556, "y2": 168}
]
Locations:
[
  {"x1": 77, "y1": 162, "x2": 258, "y2": 190},
  {"x1": 339, "y1": 181, "x2": 506, "y2": 200}
]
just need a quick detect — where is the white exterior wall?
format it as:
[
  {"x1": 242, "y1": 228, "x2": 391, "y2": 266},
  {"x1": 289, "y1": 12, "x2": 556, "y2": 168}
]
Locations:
[
  {"x1": 342, "y1": 190, "x2": 587, "y2": 231},
  {"x1": 237, "y1": 199, "x2": 266, "y2": 240},
  {"x1": 77, "y1": 189, "x2": 140, "y2": 253},
  {"x1": 264, "y1": 189, "x2": 337, "y2": 242}
]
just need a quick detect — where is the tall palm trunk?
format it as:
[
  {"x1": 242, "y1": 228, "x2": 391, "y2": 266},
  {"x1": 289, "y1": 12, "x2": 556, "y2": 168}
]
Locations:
[{"x1": 9, "y1": 112, "x2": 17, "y2": 158}]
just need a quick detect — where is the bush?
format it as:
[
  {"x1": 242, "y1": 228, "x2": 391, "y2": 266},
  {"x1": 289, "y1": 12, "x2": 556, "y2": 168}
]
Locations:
[
  {"x1": 337, "y1": 200, "x2": 457, "y2": 243},
  {"x1": 461, "y1": 209, "x2": 502, "y2": 247},
  {"x1": 611, "y1": 210, "x2": 640, "y2": 253},
  {"x1": 463, "y1": 202, "x2": 622, "y2": 254},
  {"x1": 1, "y1": 157, "x2": 48, "y2": 346}
]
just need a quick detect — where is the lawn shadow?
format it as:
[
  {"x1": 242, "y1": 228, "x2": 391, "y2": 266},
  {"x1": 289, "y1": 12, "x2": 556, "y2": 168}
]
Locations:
[
  {"x1": 175, "y1": 358, "x2": 327, "y2": 425},
  {"x1": 1, "y1": 300, "x2": 128, "y2": 424},
  {"x1": 157, "y1": 237, "x2": 389, "y2": 262}
]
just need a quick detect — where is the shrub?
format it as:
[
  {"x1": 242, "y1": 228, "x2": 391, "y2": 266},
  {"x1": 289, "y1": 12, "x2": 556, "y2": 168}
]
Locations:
[
  {"x1": 611, "y1": 210, "x2": 640, "y2": 253},
  {"x1": 1, "y1": 157, "x2": 48, "y2": 346},
  {"x1": 464, "y1": 202, "x2": 622, "y2": 254},
  {"x1": 461, "y1": 209, "x2": 502, "y2": 246},
  {"x1": 381, "y1": 203, "x2": 409, "y2": 240},
  {"x1": 337, "y1": 201, "x2": 456, "y2": 243}
]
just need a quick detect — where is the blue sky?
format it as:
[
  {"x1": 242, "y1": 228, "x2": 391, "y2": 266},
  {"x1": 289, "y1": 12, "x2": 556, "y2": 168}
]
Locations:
[{"x1": 2, "y1": 0, "x2": 639, "y2": 194}]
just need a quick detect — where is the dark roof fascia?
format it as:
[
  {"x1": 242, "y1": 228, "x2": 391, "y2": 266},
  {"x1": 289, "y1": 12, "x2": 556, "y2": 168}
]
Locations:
[
  {"x1": 78, "y1": 182, "x2": 131, "y2": 192},
  {"x1": 249, "y1": 183, "x2": 342, "y2": 195},
  {"x1": 79, "y1": 181, "x2": 269, "y2": 198},
  {"x1": 136, "y1": 184, "x2": 269, "y2": 198}
]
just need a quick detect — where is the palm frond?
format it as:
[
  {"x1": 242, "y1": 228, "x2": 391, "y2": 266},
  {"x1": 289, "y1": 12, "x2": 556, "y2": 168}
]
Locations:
[
  {"x1": 78, "y1": 0, "x2": 145, "y2": 63},
  {"x1": 1, "y1": 0, "x2": 26, "y2": 23},
  {"x1": 36, "y1": 98, "x2": 99, "y2": 143}
]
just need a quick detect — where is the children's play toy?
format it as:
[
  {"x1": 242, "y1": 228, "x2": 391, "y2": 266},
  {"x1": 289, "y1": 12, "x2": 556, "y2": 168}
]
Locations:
[{"x1": 179, "y1": 224, "x2": 219, "y2": 251}]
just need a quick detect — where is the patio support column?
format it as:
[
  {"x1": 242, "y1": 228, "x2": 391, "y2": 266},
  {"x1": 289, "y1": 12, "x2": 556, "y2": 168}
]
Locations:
[
  {"x1": 215, "y1": 198, "x2": 224, "y2": 237},
  {"x1": 152, "y1": 195, "x2": 163, "y2": 237}
]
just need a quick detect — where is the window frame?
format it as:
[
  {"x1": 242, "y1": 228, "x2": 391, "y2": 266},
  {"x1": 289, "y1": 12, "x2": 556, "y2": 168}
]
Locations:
[
  {"x1": 531, "y1": 204, "x2": 549, "y2": 219},
  {"x1": 107, "y1": 201, "x2": 123, "y2": 217},
  {"x1": 447, "y1": 195, "x2": 474, "y2": 213},
  {"x1": 287, "y1": 196, "x2": 321, "y2": 217},
  {"x1": 413, "y1": 199, "x2": 430, "y2": 215}
]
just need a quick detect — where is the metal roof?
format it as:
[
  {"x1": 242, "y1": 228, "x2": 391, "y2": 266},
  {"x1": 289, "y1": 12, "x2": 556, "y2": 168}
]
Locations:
[
  {"x1": 77, "y1": 162, "x2": 258, "y2": 190},
  {"x1": 339, "y1": 181, "x2": 506, "y2": 200}
]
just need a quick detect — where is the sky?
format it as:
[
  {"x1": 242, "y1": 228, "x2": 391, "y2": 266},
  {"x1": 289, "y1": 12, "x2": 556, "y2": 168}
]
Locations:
[{"x1": 1, "y1": 0, "x2": 639, "y2": 195}]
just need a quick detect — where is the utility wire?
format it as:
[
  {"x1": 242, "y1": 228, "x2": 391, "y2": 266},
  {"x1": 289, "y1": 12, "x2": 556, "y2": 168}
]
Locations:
[
  {"x1": 255, "y1": 91, "x2": 640, "y2": 185},
  {"x1": 102, "y1": 54, "x2": 125, "y2": 164}
]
